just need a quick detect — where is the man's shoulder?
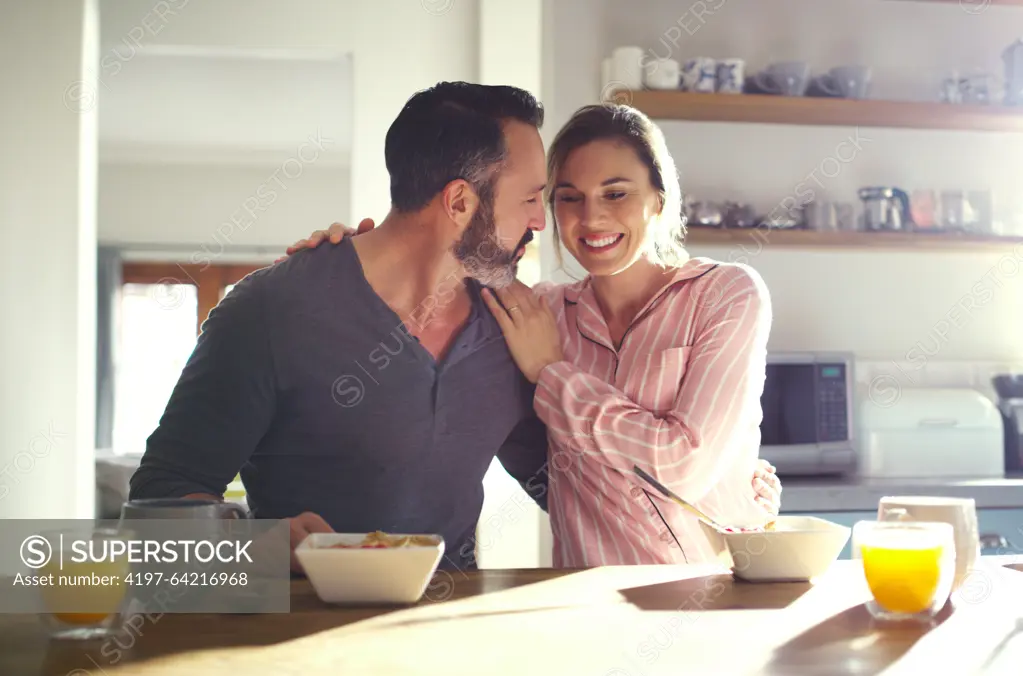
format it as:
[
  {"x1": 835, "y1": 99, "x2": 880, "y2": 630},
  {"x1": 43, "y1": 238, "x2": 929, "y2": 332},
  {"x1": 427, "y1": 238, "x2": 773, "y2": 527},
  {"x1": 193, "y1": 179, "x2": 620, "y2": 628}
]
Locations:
[
  {"x1": 239, "y1": 239, "x2": 359, "y2": 300},
  {"x1": 201, "y1": 241, "x2": 359, "y2": 335}
]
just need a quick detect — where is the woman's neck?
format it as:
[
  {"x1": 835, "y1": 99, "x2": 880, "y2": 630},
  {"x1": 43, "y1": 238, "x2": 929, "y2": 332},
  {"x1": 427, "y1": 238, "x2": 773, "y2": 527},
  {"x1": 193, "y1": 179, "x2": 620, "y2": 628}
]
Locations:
[{"x1": 590, "y1": 256, "x2": 679, "y2": 339}]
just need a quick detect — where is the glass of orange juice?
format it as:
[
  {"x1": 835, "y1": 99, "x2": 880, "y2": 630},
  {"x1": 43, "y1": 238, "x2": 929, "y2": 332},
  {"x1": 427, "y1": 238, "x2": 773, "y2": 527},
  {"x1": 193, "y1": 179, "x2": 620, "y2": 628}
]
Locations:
[
  {"x1": 852, "y1": 520, "x2": 956, "y2": 623},
  {"x1": 37, "y1": 527, "x2": 132, "y2": 640}
]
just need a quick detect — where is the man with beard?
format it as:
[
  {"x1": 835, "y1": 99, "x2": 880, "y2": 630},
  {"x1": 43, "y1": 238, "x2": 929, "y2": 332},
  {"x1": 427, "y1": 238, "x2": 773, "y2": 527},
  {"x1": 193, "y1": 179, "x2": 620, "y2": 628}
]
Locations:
[{"x1": 129, "y1": 82, "x2": 550, "y2": 572}]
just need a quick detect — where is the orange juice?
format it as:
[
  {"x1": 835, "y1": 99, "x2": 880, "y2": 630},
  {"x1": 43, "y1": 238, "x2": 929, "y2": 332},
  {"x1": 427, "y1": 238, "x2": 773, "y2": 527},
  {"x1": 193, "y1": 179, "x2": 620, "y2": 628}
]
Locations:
[
  {"x1": 40, "y1": 558, "x2": 128, "y2": 625},
  {"x1": 861, "y1": 542, "x2": 944, "y2": 614},
  {"x1": 854, "y1": 520, "x2": 955, "y2": 621},
  {"x1": 53, "y1": 612, "x2": 113, "y2": 625}
]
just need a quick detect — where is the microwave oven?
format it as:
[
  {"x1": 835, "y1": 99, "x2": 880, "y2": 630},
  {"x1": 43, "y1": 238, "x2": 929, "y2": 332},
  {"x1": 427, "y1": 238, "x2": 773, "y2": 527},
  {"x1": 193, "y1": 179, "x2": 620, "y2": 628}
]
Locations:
[{"x1": 758, "y1": 352, "x2": 857, "y2": 476}]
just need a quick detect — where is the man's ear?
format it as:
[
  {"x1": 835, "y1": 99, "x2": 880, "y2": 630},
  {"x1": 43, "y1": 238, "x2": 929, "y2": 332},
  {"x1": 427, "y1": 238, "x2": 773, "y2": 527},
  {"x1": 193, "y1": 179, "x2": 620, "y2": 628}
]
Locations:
[{"x1": 440, "y1": 179, "x2": 480, "y2": 233}]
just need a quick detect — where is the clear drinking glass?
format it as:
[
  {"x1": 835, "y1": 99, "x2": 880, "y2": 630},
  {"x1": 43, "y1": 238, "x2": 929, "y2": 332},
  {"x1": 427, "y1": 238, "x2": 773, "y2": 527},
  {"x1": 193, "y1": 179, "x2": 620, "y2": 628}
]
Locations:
[
  {"x1": 852, "y1": 520, "x2": 956, "y2": 623},
  {"x1": 37, "y1": 527, "x2": 132, "y2": 640}
]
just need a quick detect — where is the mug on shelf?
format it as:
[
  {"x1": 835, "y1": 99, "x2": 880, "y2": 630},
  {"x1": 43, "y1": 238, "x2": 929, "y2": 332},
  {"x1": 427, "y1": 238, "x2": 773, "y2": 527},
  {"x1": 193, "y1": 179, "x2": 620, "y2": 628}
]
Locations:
[
  {"x1": 645, "y1": 58, "x2": 681, "y2": 90},
  {"x1": 812, "y1": 65, "x2": 872, "y2": 99},
  {"x1": 716, "y1": 58, "x2": 745, "y2": 93},
  {"x1": 610, "y1": 46, "x2": 645, "y2": 90},
  {"x1": 753, "y1": 61, "x2": 811, "y2": 96},
  {"x1": 682, "y1": 57, "x2": 716, "y2": 93}
]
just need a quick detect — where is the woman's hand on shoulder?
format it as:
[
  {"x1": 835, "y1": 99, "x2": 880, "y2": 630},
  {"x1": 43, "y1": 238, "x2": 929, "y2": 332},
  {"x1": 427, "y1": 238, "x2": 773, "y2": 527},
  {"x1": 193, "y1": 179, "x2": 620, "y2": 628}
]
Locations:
[
  {"x1": 275, "y1": 218, "x2": 375, "y2": 262},
  {"x1": 483, "y1": 280, "x2": 564, "y2": 384}
]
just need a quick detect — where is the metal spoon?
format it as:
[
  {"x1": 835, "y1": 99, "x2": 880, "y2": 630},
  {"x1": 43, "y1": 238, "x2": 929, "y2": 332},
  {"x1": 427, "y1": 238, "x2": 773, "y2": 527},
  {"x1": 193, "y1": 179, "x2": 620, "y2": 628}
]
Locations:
[{"x1": 632, "y1": 465, "x2": 729, "y2": 533}]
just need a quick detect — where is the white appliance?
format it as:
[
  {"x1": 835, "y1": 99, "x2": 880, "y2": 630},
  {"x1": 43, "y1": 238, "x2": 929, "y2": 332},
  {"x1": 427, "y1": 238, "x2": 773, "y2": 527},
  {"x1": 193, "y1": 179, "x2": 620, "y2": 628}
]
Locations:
[{"x1": 857, "y1": 388, "x2": 1004, "y2": 478}]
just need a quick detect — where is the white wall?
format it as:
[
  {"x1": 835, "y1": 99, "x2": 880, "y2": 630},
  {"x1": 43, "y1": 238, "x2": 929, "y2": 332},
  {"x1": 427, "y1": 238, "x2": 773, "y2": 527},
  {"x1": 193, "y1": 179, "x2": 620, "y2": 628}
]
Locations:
[
  {"x1": 96, "y1": 1, "x2": 355, "y2": 252},
  {"x1": 348, "y1": 1, "x2": 480, "y2": 220},
  {"x1": 475, "y1": 0, "x2": 551, "y2": 569},
  {"x1": 99, "y1": 52, "x2": 353, "y2": 167},
  {"x1": 99, "y1": 0, "x2": 355, "y2": 53},
  {"x1": 0, "y1": 0, "x2": 98, "y2": 519},
  {"x1": 99, "y1": 163, "x2": 350, "y2": 253},
  {"x1": 547, "y1": 0, "x2": 1023, "y2": 368},
  {"x1": 97, "y1": 0, "x2": 480, "y2": 238}
]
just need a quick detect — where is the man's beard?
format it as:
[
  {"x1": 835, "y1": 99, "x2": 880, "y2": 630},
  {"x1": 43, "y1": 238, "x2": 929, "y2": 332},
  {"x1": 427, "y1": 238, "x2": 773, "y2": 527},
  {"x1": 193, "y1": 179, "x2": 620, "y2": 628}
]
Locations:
[{"x1": 452, "y1": 194, "x2": 532, "y2": 289}]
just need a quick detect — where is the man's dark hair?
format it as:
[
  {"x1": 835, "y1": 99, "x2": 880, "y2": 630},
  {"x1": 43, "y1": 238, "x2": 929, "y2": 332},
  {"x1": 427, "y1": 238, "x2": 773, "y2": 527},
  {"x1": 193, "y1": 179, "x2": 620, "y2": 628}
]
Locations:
[{"x1": 384, "y1": 81, "x2": 544, "y2": 212}]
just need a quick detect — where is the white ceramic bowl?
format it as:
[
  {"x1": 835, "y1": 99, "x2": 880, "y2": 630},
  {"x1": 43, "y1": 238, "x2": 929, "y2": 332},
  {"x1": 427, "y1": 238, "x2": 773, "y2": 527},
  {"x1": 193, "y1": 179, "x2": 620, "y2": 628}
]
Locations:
[
  {"x1": 295, "y1": 532, "x2": 445, "y2": 604},
  {"x1": 699, "y1": 515, "x2": 851, "y2": 582}
]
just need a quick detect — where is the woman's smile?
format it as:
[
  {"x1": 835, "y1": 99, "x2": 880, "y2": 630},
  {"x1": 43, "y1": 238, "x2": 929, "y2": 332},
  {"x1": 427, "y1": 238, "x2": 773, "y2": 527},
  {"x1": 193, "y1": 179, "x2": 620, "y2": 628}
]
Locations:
[{"x1": 579, "y1": 232, "x2": 625, "y2": 253}]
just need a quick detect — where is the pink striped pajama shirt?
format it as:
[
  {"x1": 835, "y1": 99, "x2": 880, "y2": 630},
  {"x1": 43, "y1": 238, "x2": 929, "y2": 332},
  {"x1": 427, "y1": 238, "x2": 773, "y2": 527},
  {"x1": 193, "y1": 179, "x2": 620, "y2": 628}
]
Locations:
[{"x1": 532, "y1": 257, "x2": 773, "y2": 567}]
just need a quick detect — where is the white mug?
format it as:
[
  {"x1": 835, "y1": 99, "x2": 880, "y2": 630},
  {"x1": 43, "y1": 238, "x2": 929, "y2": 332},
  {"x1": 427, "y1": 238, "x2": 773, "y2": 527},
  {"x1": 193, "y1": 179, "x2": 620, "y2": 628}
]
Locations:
[
  {"x1": 645, "y1": 58, "x2": 680, "y2": 90},
  {"x1": 877, "y1": 496, "x2": 980, "y2": 591},
  {"x1": 716, "y1": 58, "x2": 745, "y2": 93},
  {"x1": 611, "y1": 46, "x2": 644, "y2": 90},
  {"x1": 681, "y1": 57, "x2": 716, "y2": 93}
]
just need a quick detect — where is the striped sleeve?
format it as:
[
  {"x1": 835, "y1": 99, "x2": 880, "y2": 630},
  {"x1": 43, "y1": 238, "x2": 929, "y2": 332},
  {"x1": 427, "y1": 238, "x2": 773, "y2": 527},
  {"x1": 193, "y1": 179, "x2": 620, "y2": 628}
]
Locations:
[{"x1": 532, "y1": 267, "x2": 772, "y2": 503}]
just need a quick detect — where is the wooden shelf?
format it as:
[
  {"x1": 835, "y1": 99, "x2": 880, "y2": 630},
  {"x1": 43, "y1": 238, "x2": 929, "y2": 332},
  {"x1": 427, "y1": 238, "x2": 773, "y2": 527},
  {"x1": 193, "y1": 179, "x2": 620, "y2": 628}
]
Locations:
[
  {"x1": 683, "y1": 227, "x2": 1023, "y2": 252},
  {"x1": 624, "y1": 91, "x2": 1023, "y2": 132}
]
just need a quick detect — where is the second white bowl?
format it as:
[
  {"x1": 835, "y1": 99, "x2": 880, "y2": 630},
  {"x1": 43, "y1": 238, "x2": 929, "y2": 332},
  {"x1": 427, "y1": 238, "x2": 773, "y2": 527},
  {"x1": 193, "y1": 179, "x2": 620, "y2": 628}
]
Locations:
[
  {"x1": 700, "y1": 515, "x2": 851, "y2": 582},
  {"x1": 295, "y1": 532, "x2": 445, "y2": 604}
]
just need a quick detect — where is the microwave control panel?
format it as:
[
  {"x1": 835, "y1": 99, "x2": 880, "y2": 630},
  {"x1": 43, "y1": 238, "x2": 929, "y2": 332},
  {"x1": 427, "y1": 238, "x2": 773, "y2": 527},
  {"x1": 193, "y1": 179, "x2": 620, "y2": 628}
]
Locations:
[{"x1": 817, "y1": 363, "x2": 849, "y2": 442}]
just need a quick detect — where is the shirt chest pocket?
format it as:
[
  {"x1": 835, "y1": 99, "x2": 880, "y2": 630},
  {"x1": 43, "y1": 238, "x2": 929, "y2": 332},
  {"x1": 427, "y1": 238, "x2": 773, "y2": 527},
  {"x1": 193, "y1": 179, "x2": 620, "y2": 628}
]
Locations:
[{"x1": 621, "y1": 347, "x2": 691, "y2": 416}]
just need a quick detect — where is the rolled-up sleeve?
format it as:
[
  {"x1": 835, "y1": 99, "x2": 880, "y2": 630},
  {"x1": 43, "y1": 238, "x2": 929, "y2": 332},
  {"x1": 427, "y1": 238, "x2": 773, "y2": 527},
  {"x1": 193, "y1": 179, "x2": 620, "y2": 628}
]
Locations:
[{"x1": 129, "y1": 273, "x2": 277, "y2": 500}]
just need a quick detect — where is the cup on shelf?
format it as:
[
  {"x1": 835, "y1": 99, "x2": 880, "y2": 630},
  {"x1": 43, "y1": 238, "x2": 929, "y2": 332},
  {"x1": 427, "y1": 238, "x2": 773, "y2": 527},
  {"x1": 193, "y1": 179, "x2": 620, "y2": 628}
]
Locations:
[
  {"x1": 799, "y1": 201, "x2": 854, "y2": 231},
  {"x1": 835, "y1": 203, "x2": 855, "y2": 231},
  {"x1": 962, "y1": 72, "x2": 994, "y2": 104},
  {"x1": 852, "y1": 519, "x2": 956, "y2": 623},
  {"x1": 715, "y1": 58, "x2": 745, "y2": 93},
  {"x1": 910, "y1": 189, "x2": 939, "y2": 230},
  {"x1": 942, "y1": 70, "x2": 996, "y2": 105},
  {"x1": 967, "y1": 189, "x2": 994, "y2": 233},
  {"x1": 610, "y1": 46, "x2": 645, "y2": 90},
  {"x1": 940, "y1": 189, "x2": 976, "y2": 231},
  {"x1": 681, "y1": 57, "x2": 717, "y2": 93},
  {"x1": 1005, "y1": 38, "x2": 1023, "y2": 106},
  {"x1": 753, "y1": 61, "x2": 811, "y2": 96},
  {"x1": 802, "y1": 201, "x2": 839, "y2": 231},
  {"x1": 941, "y1": 72, "x2": 964, "y2": 104},
  {"x1": 811, "y1": 65, "x2": 872, "y2": 99},
  {"x1": 644, "y1": 58, "x2": 681, "y2": 90}
]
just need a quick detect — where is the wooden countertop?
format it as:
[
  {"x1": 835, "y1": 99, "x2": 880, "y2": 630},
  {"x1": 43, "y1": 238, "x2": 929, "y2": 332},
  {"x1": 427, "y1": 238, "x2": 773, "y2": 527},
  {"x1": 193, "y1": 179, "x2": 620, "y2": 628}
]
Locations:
[{"x1": 3, "y1": 557, "x2": 1023, "y2": 676}]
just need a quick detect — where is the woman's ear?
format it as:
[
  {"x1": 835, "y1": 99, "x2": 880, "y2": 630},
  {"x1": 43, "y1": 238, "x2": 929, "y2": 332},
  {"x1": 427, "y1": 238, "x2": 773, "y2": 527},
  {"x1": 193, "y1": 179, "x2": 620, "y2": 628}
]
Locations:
[{"x1": 647, "y1": 192, "x2": 666, "y2": 223}]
